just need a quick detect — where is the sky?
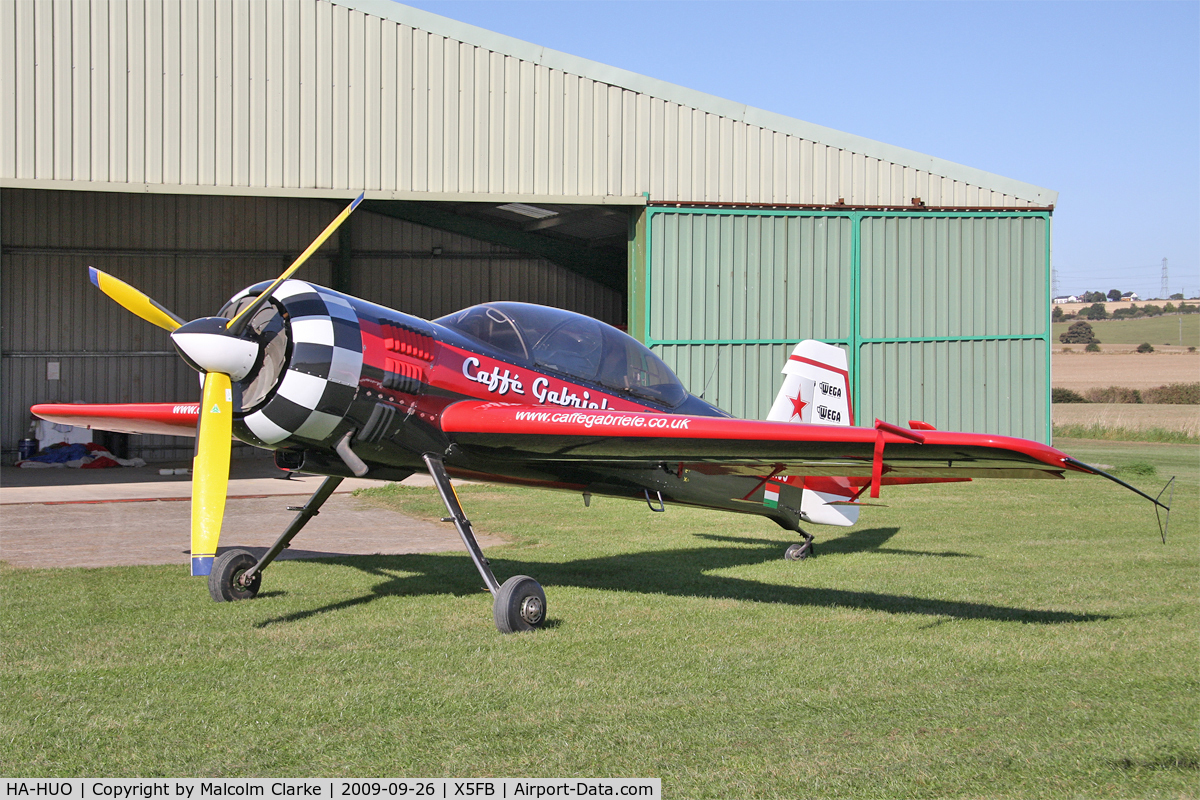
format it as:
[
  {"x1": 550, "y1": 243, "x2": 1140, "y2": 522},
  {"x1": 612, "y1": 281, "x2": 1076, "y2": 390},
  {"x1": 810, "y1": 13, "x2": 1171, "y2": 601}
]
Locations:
[{"x1": 399, "y1": 0, "x2": 1199, "y2": 300}]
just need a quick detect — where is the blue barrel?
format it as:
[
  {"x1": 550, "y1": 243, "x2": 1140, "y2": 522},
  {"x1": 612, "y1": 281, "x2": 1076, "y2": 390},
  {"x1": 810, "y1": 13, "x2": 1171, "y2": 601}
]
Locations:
[{"x1": 17, "y1": 438, "x2": 38, "y2": 461}]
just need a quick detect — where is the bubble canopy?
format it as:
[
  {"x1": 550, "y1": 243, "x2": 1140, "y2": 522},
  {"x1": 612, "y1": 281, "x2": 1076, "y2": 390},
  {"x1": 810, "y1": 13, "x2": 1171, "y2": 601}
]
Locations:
[{"x1": 437, "y1": 302, "x2": 688, "y2": 408}]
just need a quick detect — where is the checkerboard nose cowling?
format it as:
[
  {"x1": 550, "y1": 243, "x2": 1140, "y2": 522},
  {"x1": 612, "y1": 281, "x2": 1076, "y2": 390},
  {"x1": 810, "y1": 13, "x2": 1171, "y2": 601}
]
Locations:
[{"x1": 237, "y1": 280, "x2": 364, "y2": 447}]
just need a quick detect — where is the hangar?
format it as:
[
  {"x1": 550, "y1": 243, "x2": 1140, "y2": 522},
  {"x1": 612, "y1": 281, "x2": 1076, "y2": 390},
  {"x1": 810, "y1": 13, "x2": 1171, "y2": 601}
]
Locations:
[{"x1": 0, "y1": 0, "x2": 1057, "y2": 462}]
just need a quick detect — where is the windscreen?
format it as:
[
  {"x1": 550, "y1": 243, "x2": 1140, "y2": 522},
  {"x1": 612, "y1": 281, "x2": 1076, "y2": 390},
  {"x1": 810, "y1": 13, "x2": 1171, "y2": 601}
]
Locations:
[{"x1": 439, "y1": 302, "x2": 687, "y2": 408}]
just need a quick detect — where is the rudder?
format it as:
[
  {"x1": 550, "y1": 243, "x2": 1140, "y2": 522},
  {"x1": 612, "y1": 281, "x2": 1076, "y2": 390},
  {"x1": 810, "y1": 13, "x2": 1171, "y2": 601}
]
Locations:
[{"x1": 766, "y1": 340, "x2": 853, "y2": 426}]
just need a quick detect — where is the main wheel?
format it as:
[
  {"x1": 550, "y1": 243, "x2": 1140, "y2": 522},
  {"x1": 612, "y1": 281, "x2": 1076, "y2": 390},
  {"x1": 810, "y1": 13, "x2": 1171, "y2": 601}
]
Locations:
[
  {"x1": 784, "y1": 541, "x2": 813, "y2": 561},
  {"x1": 493, "y1": 575, "x2": 546, "y2": 634},
  {"x1": 208, "y1": 548, "x2": 262, "y2": 602}
]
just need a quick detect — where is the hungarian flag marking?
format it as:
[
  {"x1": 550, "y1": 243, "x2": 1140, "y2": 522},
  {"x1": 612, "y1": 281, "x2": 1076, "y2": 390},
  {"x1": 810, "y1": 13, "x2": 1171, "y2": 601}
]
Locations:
[{"x1": 763, "y1": 480, "x2": 783, "y2": 509}]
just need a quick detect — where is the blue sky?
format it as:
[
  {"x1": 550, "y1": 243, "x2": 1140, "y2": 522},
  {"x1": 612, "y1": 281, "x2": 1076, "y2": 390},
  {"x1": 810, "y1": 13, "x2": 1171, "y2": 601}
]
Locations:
[{"x1": 400, "y1": 0, "x2": 1199, "y2": 300}]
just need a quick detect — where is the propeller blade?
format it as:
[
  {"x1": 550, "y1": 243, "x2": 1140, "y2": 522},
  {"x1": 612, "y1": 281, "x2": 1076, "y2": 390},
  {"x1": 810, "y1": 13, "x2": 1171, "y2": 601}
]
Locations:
[
  {"x1": 190, "y1": 372, "x2": 233, "y2": 576},
  {"x1": 226, "y1": 192, "x2": 364, "y2": 336},
  {"x1": 89, "y1": 267, "x2": 185, "y2": 332}
]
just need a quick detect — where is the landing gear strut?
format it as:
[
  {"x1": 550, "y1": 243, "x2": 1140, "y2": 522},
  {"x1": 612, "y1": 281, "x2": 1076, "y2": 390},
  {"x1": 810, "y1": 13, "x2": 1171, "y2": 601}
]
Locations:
[
  {"x1": 423, "y1": 453, "x2": 546, "y2": 634},
  {"x1": 207, "y1": 475, "x2": 344, "y2": 602},
  {"x1": 784, "y1": 531, "x2": 815, "y2": 561}
]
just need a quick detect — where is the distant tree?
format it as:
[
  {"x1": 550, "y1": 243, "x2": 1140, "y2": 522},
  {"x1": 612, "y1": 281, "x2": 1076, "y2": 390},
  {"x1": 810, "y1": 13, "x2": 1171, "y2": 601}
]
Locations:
[
  {"x1": 1108, "y1": 289, "x2": 1122, "y2": 302},
  {"x1": 1079, "y1": 302, "x2": 1108, "y2": 320},
  {"x1": 1052, "y1": 387, "x2": 1088, "y2": 403},
  {"x1": 1136, "y1": 342, "x2": 1155, "y2": 353},
  {"x1": 1171, "y1": 292, "x2": 1184, "y2": 300},
  {"x1": 1082, "y1": 290, "x2": 1107, "y2": 303},
  {"x1": 1059, "y1": 321, "x2": 1099, "y2": 344},
  {"x1": 1141, "y1": 304, "x2": 1162, "y2": 316},
  {"x1": 1052, "y1": 305, "x2": 1064, "y2": 322},
  {"x1": 1084, "y1": 342, "x2": 1101, "y2": 352},
  {"x1": 1164, "y1": 302, "x2": 1176, "y2": 314}
]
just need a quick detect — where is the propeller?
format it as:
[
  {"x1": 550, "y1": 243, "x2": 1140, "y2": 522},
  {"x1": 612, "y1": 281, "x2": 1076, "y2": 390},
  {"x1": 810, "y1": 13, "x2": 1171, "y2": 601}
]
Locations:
[
  {"x1": 88, "y1": 193, "x2": 364, "y2": 576},
  {"x1": 89, "y1": 267, "x2": 185, "y2": 332}
]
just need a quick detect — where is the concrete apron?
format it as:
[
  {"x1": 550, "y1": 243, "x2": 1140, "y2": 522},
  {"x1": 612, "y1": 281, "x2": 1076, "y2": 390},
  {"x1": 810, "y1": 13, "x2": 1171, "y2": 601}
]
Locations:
[{"x1": 0, "y1": 463, "x2": 501, "y2": 569}]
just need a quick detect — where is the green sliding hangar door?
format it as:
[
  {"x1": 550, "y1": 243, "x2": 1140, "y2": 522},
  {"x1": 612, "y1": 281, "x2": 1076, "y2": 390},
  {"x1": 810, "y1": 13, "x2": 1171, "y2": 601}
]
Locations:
[{"x1": 632, "y1": 208, "x2": 1052, "y2": 442}]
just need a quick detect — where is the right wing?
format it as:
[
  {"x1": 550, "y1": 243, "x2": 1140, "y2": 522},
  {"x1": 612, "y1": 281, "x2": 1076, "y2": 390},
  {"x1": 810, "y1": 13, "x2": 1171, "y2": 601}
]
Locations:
[{"x1": 439, "y1": 401, "x2": 1081, "y2": 482}]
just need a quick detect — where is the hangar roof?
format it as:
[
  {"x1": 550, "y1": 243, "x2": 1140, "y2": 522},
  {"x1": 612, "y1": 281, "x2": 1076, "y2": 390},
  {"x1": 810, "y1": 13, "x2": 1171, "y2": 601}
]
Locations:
[
  {"x1": 0, "y1": 0, "x2": 1055, "y2": 208},
  {"x1": 365, "y1": 0, "x2": 1056, "y2": 208}
]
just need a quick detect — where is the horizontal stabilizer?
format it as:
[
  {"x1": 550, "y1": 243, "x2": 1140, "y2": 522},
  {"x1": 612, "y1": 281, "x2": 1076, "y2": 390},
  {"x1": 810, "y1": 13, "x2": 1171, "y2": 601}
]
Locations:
[{"x1": 801, "y1": 487, "x2": 860, "y2": 526}]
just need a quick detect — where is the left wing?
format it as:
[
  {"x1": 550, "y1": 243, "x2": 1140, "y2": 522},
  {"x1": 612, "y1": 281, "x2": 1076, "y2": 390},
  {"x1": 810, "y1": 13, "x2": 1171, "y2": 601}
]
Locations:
[
  {"x1": 32, "y1": 402, "x2": 200, "y2": 437},
  {"x1": 439, "y1": 401, "x2": 1085, "y2": 484}
]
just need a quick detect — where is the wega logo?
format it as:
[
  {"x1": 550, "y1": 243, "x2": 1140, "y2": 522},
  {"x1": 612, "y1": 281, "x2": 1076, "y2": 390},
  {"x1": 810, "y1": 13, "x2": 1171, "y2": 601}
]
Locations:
[
  {"x1": 819, "y1": 381, "x2": 843, "y2": 398},
  {"x1": 514, "y1": 410, "x2": 690, "y2": 431},
  {"x1": 816, "y1": 405, "x2": 842, "y2": 423}
]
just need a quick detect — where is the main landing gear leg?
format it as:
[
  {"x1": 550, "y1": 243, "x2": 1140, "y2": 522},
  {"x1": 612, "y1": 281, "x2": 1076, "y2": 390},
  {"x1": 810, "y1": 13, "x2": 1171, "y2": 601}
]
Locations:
[
  {"x1": 784, "y1": 530, "x2": 815, "y2": 561},
  {"x1": 422, "y1": 453, "x2": 546, "y2": 634},
  {"x1": 208, "y1": 475, "x2": 344, "y2": 602}
]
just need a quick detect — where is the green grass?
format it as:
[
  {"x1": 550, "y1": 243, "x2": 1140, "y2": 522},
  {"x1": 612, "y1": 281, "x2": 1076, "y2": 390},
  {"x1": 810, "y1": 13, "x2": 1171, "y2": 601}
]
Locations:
[
  {"x1": 1053, "y1": 314, "x2": 1200, "y2": 347},
  {"x1": 1053, "y1": 423, "x2": 1200, "y2": 444},
  {"x1": 3, "y1": 441, "x2": 1198, "y2": 797}
]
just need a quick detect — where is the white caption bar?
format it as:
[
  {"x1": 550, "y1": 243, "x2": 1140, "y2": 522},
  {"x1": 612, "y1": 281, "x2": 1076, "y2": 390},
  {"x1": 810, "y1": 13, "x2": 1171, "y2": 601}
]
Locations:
[{"x1": 1, "y1": 780, "x2": 660, "y2": 800}]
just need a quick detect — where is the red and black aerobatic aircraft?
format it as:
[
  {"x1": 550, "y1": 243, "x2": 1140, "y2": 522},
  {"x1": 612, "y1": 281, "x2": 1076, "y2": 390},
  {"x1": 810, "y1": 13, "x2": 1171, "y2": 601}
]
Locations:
[{"x1": 33, "y1": 195, "x2": 1172, "y2": 633}]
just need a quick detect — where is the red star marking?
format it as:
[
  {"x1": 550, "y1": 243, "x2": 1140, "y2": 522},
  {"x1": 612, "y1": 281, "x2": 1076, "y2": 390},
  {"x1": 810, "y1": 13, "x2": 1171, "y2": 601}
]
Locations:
[{"x1": 789, "y1": 393, "x2": 807, "y2": 420}]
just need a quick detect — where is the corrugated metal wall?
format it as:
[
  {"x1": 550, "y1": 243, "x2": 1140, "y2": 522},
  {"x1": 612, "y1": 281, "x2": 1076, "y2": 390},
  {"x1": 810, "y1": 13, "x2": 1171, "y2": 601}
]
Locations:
[
  {"x1": 1, "y1": 188, "x2": 623, "y2": 458},
  {"x1": 858, "y1": 340, "x2": 1048, "y2": 441},
  {"x1": 646, "y1": 212, "x2": 853, "y2": 419},
  {"x1": 0, "y1": 0, "x2": 1049, "y2": 207},
  {"x1": 642, "y1": 209, "x2": 1052, "y2": 440},
  {"x1": 855, "y1": 215, "x2": 1049, "y2": 438},
  {"x1": 350, "y1": 211, "x2": 624, "y2": 323},
  {"x1": 859, "y1": 216, "x2": 1048, "y2": 340}
]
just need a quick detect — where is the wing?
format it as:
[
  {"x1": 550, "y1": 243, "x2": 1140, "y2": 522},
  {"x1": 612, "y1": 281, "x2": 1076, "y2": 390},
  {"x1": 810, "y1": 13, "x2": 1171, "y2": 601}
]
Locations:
[
  {"x1": 439, "y1": 401, "x2": 1085, "y2": 483},
  {"x1": 32, "y1": 402, "x2": 200, "y2": 437}
]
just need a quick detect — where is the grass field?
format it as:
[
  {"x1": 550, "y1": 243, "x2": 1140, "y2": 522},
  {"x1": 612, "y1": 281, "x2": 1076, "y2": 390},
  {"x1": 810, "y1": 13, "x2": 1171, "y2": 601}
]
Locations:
[
  {"x1": 1052, "y1": 353, "x2": 1199, "y2": 391},
  {"x1": 1052, "y1": 314, "x2": 1200, "y2": 348},
  {"x1": 2, "y1": 441, "x2": 1197, "y2": 797},
  {"x1": 1053, "y1": 404, "x2": 1200, "y2": 441}
]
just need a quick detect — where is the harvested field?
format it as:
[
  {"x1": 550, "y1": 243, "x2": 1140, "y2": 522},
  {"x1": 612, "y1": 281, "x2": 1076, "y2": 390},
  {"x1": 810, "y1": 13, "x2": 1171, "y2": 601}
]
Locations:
[
  {"x1": 1052, "y1": 403, "x2": 1200, "y2": 436},
  {"x1": 1051, "y1": 351, "x2": 1199, "y2": 390}
]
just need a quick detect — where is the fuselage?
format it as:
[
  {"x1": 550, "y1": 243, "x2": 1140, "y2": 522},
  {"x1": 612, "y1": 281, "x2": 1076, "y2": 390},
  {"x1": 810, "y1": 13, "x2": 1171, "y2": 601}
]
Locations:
[{"x1": 219, "y1": 280, "x2": 802, "y2": 527}]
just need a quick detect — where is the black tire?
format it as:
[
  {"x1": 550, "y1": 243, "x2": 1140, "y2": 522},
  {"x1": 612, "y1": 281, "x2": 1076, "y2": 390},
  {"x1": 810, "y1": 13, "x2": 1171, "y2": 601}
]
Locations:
[
  {"x1": 493, "y1": 575, "x2": 546, "y2": 634},
  {"x1": 208, "y1": 549, "x2": 262, "y2": 602},
  {"x1": 784, "y1": 542, "x2": 812, "y2": 561}
]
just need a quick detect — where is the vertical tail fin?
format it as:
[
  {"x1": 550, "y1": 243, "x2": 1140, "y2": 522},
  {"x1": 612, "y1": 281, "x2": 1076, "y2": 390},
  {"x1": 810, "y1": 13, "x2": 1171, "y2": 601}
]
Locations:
[
  {"x1": 767, "y1": 341, "x2": 853, "y2": 426},
  {"x1": 768, "y1": 342, "x2": 859, "y2": 527}
]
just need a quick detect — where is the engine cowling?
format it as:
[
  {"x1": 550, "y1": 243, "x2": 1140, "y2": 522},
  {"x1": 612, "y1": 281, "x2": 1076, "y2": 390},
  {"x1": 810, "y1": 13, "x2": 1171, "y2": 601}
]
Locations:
[{"x1": 220, "y1": 280, "x2": 364, "y2": 448}]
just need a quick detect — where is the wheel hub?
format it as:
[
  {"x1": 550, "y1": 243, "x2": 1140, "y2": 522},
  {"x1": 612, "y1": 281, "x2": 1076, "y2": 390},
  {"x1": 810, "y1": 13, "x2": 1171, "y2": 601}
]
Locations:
[{"x1": 519, "y1": 595, "x2": 545, "y2": 625}]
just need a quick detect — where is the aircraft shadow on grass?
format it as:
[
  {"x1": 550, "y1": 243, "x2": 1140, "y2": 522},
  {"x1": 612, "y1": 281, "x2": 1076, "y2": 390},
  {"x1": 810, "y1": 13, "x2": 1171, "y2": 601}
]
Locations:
[
  {"x1": 695, "y1": 528, "x2": 982, "y2": 559},
  {"x1": 254, "y1": 526, "x2": 1108, "y2": 629}
]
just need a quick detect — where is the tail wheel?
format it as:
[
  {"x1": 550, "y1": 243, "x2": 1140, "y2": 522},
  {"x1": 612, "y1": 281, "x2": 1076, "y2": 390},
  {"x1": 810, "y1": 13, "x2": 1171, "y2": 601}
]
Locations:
[
  {"x1": 493, "y1": 575, "x2": 546, "y2": 633},
  {"x1": 209, "y1": 549, "x2": 262, "y2": 602},
  {"x1": 784, "y1": 541, "x2": 813, "y2": 561}
]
